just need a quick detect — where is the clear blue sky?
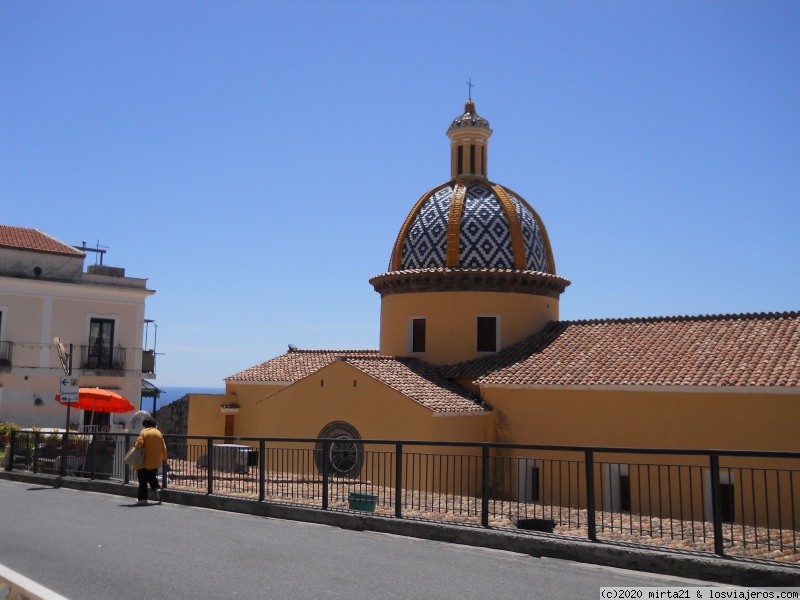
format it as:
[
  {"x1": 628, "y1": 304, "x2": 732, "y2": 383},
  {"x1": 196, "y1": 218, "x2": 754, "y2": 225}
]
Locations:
[{"x1": 2, "y1": 1, "x2": 798, "y2": 388}]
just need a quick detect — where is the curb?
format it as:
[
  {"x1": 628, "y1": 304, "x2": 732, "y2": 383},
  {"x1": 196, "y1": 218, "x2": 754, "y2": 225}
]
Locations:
[
  {"x1": 0, "y1": 562, "x2": 72, "y2": 600},
  {"x1": 2, "y1": 470, "x2": 798, "y2": 587}
]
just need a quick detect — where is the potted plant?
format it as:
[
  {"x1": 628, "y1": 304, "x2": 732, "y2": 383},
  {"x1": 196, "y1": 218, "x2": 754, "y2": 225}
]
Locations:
[
  {"x1": 95, "y1": 433, "x2": 117, "y2": 455},
  {"x1": 40, "y1": 433, "x2": 63, "y2": 459},
  {"x1": 68, "y1": 434, "x2": 89, "y2": 454},
  {"x1": 44, "y1": 432, "x2": 62, "y2": 447}
]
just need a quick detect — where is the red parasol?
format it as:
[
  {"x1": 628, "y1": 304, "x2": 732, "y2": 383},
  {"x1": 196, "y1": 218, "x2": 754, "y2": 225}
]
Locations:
[{"x1": 55, "y1": 388, "x2": 136, "y2": 413}]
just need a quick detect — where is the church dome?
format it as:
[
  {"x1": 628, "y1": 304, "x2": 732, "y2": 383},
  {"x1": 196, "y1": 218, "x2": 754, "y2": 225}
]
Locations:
[
  {"x1": 371, "y1": 99, "x2": 569, "y2": 364},
  {"x1": 387, "y1": 99, "x2": 556, "y2": 275},
  {"x1": 389, "y1": 181, "x2": 554, "y2": 272}
]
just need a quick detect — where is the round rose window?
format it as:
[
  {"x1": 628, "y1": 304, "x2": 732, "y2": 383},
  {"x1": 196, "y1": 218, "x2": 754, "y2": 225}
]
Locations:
[{"x1": 314, "y1": 421, "x2": 363, "y2": 478}]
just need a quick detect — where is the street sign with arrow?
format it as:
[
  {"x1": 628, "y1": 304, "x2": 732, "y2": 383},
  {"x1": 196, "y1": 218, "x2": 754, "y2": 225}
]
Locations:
[{"x1": 60, "y1": 377, "x2": 80, "y2": 404}]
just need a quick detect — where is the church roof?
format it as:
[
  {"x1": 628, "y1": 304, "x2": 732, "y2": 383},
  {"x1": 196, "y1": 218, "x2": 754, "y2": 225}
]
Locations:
[
  {"x1": 0, "y1": 225, "x2": 84, "y2": 257},
  {"x1": 226, "y1": 348, "x2": 379, "y2": 382},
  {"x1": 340, "y1": 356, "x2": 486, "y2": 413},
  {"x1": 229, "y1": 313, "x2": 799, "y2": 400},
  {"x1": 444, "y1": 312, "x2": 800, "y2": 389}
]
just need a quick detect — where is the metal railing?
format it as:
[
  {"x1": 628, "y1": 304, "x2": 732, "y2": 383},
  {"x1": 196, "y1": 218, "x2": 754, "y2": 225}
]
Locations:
[
  {"x1": 141, "y1": 350, "x2": 156, "y2": 374},
  {"x1": 79, "y1": 344, "x2": 127, "y2": 370},
  {"x1": 4, "y1": 430, "x2": 132, "y2": 483},
  {"x1": 0, "y1": 340, "x2": 12, "y2": 368},
  {"x1": 4, "y1": 431, "x2": 799, "y2": 565}
]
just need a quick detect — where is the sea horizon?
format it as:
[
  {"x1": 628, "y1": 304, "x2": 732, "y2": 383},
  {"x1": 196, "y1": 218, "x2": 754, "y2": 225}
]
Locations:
[{"x1": 141, "y1": 386, "x2": 225, "y2": 412}]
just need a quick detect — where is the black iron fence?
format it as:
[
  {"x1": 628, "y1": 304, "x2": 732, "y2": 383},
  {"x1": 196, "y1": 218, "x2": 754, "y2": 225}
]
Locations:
[
  {"x1": 4, "y1": 431, "x2": 799, "y2": 564},
  {"x1": 4, "y1": 430, "x2": 132, "y2": 482}
]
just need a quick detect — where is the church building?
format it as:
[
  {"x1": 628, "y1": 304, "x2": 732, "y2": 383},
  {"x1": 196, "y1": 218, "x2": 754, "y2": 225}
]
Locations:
[{"x1": 187, "y1": 100, "x2": 799, "y2": 480}]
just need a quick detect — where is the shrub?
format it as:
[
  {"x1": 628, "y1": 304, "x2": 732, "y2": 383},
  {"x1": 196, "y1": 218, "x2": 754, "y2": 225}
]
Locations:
[{"x1": 0, "y1": 421, "x2": 20, "y2": 450}]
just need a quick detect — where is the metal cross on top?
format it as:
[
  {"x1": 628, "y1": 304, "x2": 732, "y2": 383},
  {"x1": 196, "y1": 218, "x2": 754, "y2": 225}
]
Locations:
[{"x1": 466, "y1": 78, "x2": 474, "y2": 100}]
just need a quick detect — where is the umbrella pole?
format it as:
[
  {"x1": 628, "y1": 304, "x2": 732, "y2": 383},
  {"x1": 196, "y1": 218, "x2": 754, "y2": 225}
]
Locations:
[
  {"x1": 82, "y1": 398, "x2": 97, "y2": 475},
  {"x1": 63, "y1": 401, "x2": 71, "y2": 478}
]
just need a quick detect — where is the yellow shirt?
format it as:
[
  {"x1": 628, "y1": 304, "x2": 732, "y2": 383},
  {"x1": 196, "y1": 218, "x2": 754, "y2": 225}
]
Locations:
[{"x1": 134, "y1": 427, "x2": 167, "y2": 470}]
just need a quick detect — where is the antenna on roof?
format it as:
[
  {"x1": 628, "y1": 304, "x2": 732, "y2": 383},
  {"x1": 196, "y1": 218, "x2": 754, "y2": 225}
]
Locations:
[{"x1": 74, "y1": 240, "x2": 109, "y2": 265}]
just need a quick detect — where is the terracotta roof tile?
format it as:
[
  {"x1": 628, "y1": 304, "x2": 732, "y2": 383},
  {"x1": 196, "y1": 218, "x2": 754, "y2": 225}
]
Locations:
[
  {"x1": 0, "y1": 225, "x2": 84, "y2": 256},
  {"x1": 226, "y1": 348, "x2": 379, "y2": 382},
  {"x1": 443, "y1": 312, "x2": 800, "y2": 389},
  {"x1": 342, "y1": 356, "x2": 486, "y2": 413},
  {"x1": 227, "y1": 349, "x2": 486, "y2": 413}
]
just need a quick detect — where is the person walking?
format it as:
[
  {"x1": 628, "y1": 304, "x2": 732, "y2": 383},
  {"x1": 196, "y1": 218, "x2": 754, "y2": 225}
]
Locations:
[{"x1": 134, "y1": 416, "x2": 167, "y2": 505}]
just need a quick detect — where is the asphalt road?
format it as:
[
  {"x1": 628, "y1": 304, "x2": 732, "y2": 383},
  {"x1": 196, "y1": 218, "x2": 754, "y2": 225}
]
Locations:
[{"x1": 0, "y1": 479, "x2": 717, "y2": 600}]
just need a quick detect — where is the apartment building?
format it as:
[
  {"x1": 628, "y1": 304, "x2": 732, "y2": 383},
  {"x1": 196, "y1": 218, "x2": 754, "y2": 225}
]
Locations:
[{"x1": 0, "y1": 225, "x2": 155, "y2": 428}]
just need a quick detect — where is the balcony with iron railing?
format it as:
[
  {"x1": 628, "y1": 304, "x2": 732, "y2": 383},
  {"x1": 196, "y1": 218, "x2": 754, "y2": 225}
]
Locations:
[
  {"x1": 0, "y1": 339, "x2": 153, "y2": 375},
  {"x1": 142, "y1": 349, "x2": 156, "y2": 375},
  {"x1": 79, "y1": 344, "x2": 127, "y2": 373},
  {"x1": 0, "y1": 340, "x2": 11, "y2": 370}
]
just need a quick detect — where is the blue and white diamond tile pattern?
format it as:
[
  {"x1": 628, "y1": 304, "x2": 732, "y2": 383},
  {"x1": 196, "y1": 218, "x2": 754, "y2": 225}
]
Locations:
[
  {"x1": 510, "y1": 194, "x2": 550, "y2": 272},
  {"x1": 459, "y1": 184, "x2": 515, "y2": 269},
  {"x1": 401, "y1": 186, "x2": 453, "y2": 269},
  {"x1": 400, "y1": 183, "x2": 550, "y2": 272}
]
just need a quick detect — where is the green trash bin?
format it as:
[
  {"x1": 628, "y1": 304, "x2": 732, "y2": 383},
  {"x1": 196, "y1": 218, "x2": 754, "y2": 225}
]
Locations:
[{"x1": 348, "y1": 491, "x2": 378, "y2": 512}]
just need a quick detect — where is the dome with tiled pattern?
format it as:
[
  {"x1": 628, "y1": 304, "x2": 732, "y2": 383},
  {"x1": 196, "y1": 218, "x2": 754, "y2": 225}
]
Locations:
[
  {"x1": 390, "y1": 181, "x2": 553, "y2": 272},
  {"x1": 387, "y1": 100, "x2": 556, "y2": 274}
]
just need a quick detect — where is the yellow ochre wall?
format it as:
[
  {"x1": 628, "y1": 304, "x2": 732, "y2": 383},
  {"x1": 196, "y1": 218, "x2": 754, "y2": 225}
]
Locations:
[
  {"x1": 187, "y1": 394, "x2": 237, "y2": 438},
  {"x1": 256, "y1": 360, "x2": 487, "y2": 442},
  {"x1": 482, "y1": 386, "x2": 799, "y2": 451},
  {"x1": 186, "y1": 381, "x2": 287, "y2": 440},
  {"x1": 254, "y1": 360, "x2": 489, "y2": 495},
  {"x1": 186, "y1": 382, "x2": 797, "y2": 455},
  {"x1": 482, "y1": 386, "x2": 800, "y2": 526},
  {"x1": 379, "y1": 291, "x2": 558, "y2": 365}
]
